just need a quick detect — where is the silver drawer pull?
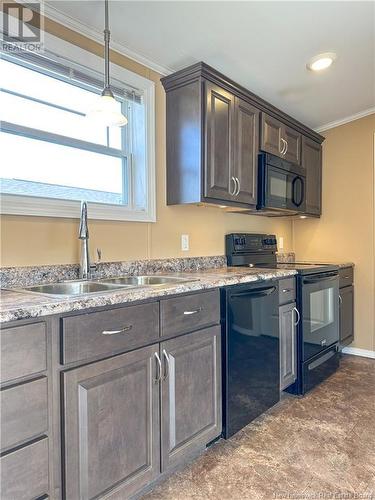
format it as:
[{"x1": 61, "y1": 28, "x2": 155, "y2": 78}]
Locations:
[
  {"x1": 183, "y1": 307, "x2": 202, "y2": 316},
  {"x1": 102, "y1": 325, "x2": 133, "y2": 335},
  {"x1": 154, "y1": 352, "x2": 162, "y2": 383},
  {"x1": 321, "y1": 339, "x2": 327, "y2": 346},
  {"x1": 282, "y1": 288, "x2": 292, "y2": 293}
]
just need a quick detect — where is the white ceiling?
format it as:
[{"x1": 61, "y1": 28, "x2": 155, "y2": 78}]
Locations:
[{"x1": 45, "y1": 1, "x2": 375, "y2": 129}]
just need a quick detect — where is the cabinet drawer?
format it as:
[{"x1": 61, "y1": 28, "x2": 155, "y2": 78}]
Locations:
[
  {"x1": 0, "y1": 322, "x2": 47, "y2": 384},
  {"x1": 278, "y1": 278, "x2": 296, "y2": 305},
  {"x1": 161, "y1": 290, "x2": 220, "y2": 338},
  {"x1": 1, "y1": 377, "x2": 48, "y2": 451},
  {"x1": 0, "y1": 438, "x2": 49, "y2": 500},
  {"x1": 61, "y1": 302, "x2": 159, "y2": 364},
  {"x1": 339, "y1": 267, "x2": 354, "y2": 288}
]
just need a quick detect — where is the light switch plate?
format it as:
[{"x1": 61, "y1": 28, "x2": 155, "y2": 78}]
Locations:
[
  {"x1": 279, "y1": 236, "x2": 284, "y2": 251},
  {"x1": 181, "y1": 234, "x2": 189, "y2": 251}
]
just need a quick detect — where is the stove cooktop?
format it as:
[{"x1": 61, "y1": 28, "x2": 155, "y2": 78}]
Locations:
[{"x1": 275, "y1": 262, "x2": 339, "y2": 275}]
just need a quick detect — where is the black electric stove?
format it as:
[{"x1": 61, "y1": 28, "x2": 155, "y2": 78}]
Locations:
[{"x1": 225, "y1": 233, "x2": 340, "y2": 396}]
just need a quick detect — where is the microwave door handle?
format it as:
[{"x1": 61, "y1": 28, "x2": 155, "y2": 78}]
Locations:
[{"x1": 292, "y1": 177, "x2": 304, "y2": 207}]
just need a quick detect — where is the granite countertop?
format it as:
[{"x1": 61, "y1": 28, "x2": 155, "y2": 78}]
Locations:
[{"x1": 0, "y1": 267, "x2": 297, "y2": 324}]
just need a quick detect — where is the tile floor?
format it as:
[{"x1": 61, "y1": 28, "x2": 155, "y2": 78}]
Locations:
[{"x1": 144, "y1": 355, "x2": 375, "y2": 499}]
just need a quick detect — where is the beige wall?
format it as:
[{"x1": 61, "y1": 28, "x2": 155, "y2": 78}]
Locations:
[
  {"x1": 293, "y1": 114, "x2": 375, "y2": 351},
  {"x1": 0, "y1": 17, "x2": 293, "y2": 267}
]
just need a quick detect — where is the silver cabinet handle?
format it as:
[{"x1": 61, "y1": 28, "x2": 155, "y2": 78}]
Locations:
[
  {"x1": 102, "y1": 325, "x2": 133, "y2": 335},
  {"x1": 280, "y1": 138, "x2": 286, "y2": 155},
  {"x1": 285, "y1": 140, "x2": 288, "y2": 154},
  {"x1": 183, "y1": 307, "x2": 202, "y2": 315},
  {"x1": 229, "y1": 176, "x2": 236, "y2": 196},
  {"x1": 293, "y1": 307, "x2": 300, "y2": 326},
  {"x1": 235, "y1": 177, "x2": 240, "y2": 196},
  {"x1": 321, "y1": 339, "x2": 327, "y2": 346},
  {"x1": 162, "y1": 349, "x2": 170, "y2": 380},
  {"x1": 154, "y1": 352, "x2": 162, "y2": 383},
  {"x1": 339, "y1": 295, "x2": 342, "y2": 305},
  {"x1": 282, "y1": 288, "x2": 292, "y2": 293}
]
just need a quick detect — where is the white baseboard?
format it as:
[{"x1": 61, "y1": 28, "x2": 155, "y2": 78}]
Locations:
[{"x1": 342, "y1": 346, "x2": 375, "y2": 359}]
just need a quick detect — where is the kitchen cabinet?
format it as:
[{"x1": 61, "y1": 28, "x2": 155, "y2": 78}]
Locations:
[
  {"x1": 279, "y1": 302, "x2": 297, "y2": 391},
  {"x1": 161, "y1": 326, "x2": 221, "y2": 471},
  {"x1": 162, "y1": 63, "x2": 323, "y2": 213},
  {"x1": 260, "y1": 113, "x2": 302, "y2": 165},
  {"x1": 233, "y1": 97, "x2": 259, "y2": 204},
  {"x1": 302, "y1": 136, "x2": 322, "y2": 216},
  {"x1": 278, "y1": 278, "x2": 297, "y2": 391},
  {"x1": 339, "y1": 266, "x2": 354, "y2": 347},
  {"x1": 60, "y1": 289, "x2": 221, "y2": 499},
  {"x1": 204, "y1": 82, "x2": 235, "y2": 202},
  {"x1": 63, "y1": 344, "x2": 161, "y2": 500}
]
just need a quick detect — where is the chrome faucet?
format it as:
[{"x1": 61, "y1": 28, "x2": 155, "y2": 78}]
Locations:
[
  {"x1": 78, "y1": 201, "x2": 91, "y2": 279},
  {"x1": 78, "y1": 202, "x2": 102, "y2": 280}
]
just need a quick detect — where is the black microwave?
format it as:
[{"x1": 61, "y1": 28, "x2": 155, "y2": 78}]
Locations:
[{"x1": 257, "y1": 153, "x2": 306, "y2": 215}]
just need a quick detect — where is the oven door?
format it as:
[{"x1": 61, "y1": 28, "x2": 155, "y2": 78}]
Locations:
[
  {"x1": 301, "y1": 272, "x2": 339, "y2": 361},
  {"x1": 264, "y1": 165, "x2": 305, "y2": 213}
]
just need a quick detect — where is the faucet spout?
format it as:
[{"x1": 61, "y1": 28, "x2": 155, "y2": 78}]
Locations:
[{"x1": 79, "y1": 202, "x2": 90, "y2": 279}]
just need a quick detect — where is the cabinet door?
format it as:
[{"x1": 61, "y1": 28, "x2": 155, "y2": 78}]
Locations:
[
  {"x1": 161, "y1": 326, "x2": 222, "y2": 472},
  {"x1": 303, "y1": 136, "x2": 322, "y2": 215},
  {"x1": 279, "y1": 303, "x2": 297, "y2": 391},
  {"x1": 260, "y1": 113, "x2": 283, "y2": 157},
  {"x1": 340, "y1": 285, "x2": 354, "y2": 345},
  {"x1": 63, "y1": 345, "x2": 160, "y2": 500},
  {"x1": 204, "y1": 82, "x2": 235, "y2": 201},
  {"x1": 283, "y1": 125, "x2": 301, "y2": 165},
  {"x1": 233, "y1": 97, "x2": 259, "y2": 205}
]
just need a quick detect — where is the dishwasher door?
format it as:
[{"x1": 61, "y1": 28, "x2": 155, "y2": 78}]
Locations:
[{"x1": 222, "y1": 282, "x2": 280, "y2": 438}]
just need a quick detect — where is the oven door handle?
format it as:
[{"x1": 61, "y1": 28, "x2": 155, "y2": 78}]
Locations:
[
  {"x1": 231, "y1": 286, "x2": 277, "y2": 299},
  {"x1": 303, "y1": 274, "x2": 338, "y2": 284}
]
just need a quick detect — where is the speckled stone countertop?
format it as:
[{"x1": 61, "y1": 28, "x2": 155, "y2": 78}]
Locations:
[{"x1": 0, "y1": 266, "x2": 297, "y2": 324}]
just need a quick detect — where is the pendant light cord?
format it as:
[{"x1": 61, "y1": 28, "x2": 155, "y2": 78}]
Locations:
[{"x1": 103, "y1": 0, "x2": 111, "y2": 92}]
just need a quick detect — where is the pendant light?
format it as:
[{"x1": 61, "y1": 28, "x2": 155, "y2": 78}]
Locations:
[{"x1": 86, "y1": 0, "x2": 128, "y2": 127}]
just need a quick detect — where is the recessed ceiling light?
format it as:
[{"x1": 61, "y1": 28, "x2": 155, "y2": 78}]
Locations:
[
  {"x1": 299, "y1": 215, "x2": 307, "y2": 219},
  {"x1": 307, "y1": 52, "x2": 336, "y2": 72}
]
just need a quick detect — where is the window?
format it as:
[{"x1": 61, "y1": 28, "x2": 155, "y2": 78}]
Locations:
[{"x1": 0, "y1": 33, "x2": 155, "y2": 221}]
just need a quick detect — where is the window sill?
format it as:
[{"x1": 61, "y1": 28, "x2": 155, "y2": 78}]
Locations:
[{"x1": 0, "y1": 194, "x2": 156, "y2": 222}]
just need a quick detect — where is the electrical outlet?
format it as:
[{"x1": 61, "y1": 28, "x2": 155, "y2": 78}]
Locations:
[
  {"x1": 279, "y1": 236, "x2": 284, "y2": 251},
  {"x1": 181, "y1": 234, "x2": 189, "y2": 251}
]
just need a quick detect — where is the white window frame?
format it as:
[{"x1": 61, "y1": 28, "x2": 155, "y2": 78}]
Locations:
[{"x1": 0, "y1": 31, "x2": 156, "y2": 222}]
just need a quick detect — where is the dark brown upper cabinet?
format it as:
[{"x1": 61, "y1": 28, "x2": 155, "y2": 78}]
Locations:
[
  {"x1": 204, "y1": 82, "x2": 236, "y2": 202},
  {"x1": 161, "y1": 62, "x2": 323, "y2": 212},
  {"x1": 302, "y1": 136, "x2": 322, "y2": 216},
  {"x1": 204, "y1": 84, "x2": 259, "y2": 205},
  {"x1": 260, "y1": 113, "x2": 301, "y2": 165}
]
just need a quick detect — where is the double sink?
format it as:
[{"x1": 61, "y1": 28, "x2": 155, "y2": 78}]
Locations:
[{"x1": 15, "y1": 276, "x2": 198, "y2": 298}]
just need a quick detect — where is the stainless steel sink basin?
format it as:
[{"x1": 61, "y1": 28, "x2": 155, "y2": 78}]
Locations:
[
  {"x1": 98, "y1": 275, "x2": 198, "y2": 286},
  {"x1": 12, "y1": 280, "x2": 134, "y2": 297},
  {"x1": 9, "y1": 276, "x2": 199, "y2": 298}
]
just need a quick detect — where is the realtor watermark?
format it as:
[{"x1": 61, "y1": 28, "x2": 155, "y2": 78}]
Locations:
[
  {"x1": 273, "y1": 491, "x2": 374, "y2": 499},
  {"x1": 1, "y1": 2, "x2": 44, "y2": 52}
]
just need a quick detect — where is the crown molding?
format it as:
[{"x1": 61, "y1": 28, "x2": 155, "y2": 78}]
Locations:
[
  {"x1": 315, "y1": 107, "x2": 375, "y2": 133},
  {"x1": 43, "y1": 3, "x2": 174, "y2": 77}
]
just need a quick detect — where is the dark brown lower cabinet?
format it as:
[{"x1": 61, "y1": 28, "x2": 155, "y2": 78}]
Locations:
[
  {"x1": 279, "y1": 302, "x2": 297, "y2": 391},
  {"x1": 62, "y1": 327, "x2": 222, "y2": 499},
  {"x1": 340, "y1": 285, "x2": 354, "y2": 346},
  {"x1": 63, "y1": 344, "x2": 160, "y2": 500},
  {"x1": 161, "y1": 326, "x2": 222, "y2": 471}
]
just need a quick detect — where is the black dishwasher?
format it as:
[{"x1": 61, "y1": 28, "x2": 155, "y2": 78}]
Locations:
[{"x1": 221, "y1": 281, "x2": 280, "y2": 438}]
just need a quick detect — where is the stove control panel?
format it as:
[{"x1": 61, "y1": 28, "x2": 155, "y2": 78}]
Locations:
[{"x1": 226, "y1": 233, "x2": 278, "y2": 254}]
